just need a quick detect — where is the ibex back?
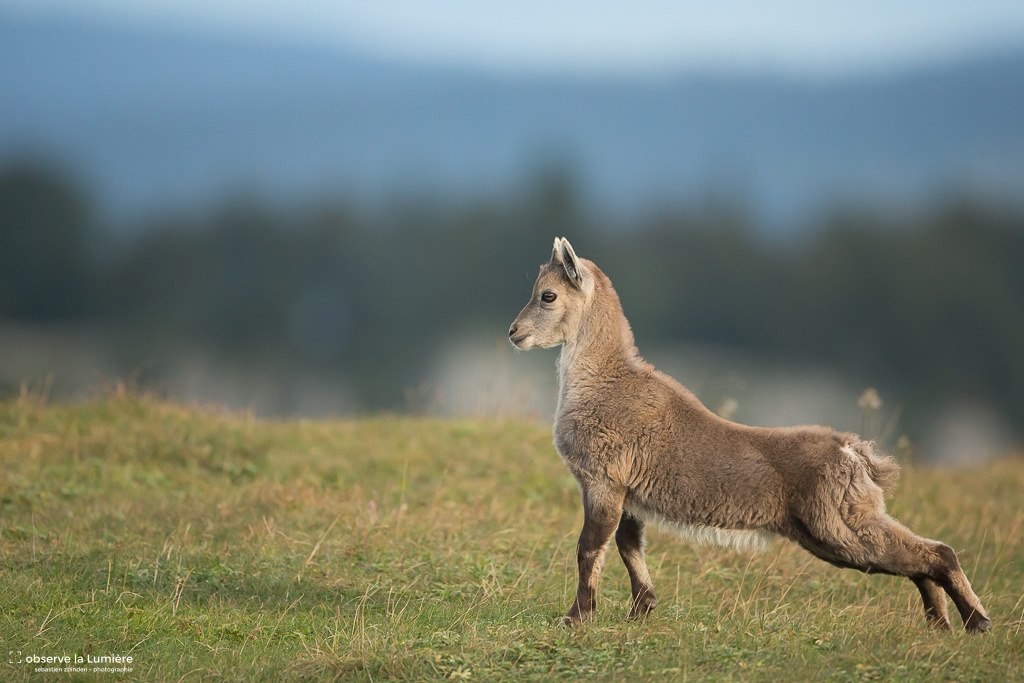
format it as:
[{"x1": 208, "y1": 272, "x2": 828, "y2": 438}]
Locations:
[{"x1": 509, "y1": 237, "x2": 990, "y2": 632}]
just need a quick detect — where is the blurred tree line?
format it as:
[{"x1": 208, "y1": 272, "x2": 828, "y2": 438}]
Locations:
[{"x1": 1, "y1": 161, "x2": 1023, "y2": 440}]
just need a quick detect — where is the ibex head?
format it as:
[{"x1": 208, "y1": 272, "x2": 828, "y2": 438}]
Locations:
[{"x1": 509, "y1": 237, "x2": 593, "y2": 350}]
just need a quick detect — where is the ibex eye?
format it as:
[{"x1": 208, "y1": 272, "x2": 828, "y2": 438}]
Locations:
[{"x1": 541, "y1": 291, "x2": 557, "y2": 303}]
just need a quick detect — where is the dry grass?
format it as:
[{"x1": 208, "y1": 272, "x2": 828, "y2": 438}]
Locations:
[{"x1": 1, "y1": 392, "x2": 1022, "y2": 681}]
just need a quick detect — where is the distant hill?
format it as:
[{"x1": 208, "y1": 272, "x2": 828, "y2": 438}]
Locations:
[{"x1": 2, "y1": 13, "x2": 1023, "y2": 227}]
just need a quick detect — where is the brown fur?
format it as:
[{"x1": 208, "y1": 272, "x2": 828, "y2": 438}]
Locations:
[{"x1": 509, "y1": 237, "x2": 990, "y2": 632}]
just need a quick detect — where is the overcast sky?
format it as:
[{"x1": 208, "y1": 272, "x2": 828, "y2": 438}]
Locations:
[{"x1": 5, "y1": 0, "x2": 1024, "y2": 77}]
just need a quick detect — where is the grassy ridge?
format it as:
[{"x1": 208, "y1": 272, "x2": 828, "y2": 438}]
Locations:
[{"x1": 1, "y1": 393, "x2": 1022, "y2": 681}]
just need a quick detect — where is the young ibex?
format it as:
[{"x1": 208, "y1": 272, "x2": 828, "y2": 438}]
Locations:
[{"x1": 508, "y1": 237, "x2": 990, "y2": 632}]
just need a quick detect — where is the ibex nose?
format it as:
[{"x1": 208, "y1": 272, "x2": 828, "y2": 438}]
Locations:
[{"x1": 508, "y1": 323, "x2": 519, "y2": 338}]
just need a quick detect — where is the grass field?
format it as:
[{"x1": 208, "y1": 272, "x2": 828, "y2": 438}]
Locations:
[{"x1": 1, "y1": 391, "x2": 1022, "y2": 681}]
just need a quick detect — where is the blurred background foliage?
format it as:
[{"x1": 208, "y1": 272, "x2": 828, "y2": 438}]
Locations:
[
  {"x1": 2, "y1": 160, "x2": 1022, "y2": 453},
  {"x1": 3, "y1": 8, "x2": 1024, "y2": 461}
]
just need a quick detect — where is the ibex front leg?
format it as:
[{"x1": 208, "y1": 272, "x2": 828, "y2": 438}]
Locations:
[
  {"x1": 616, "y1": 511, "x2": 657, "y2": 619},
  {"x1": 560, "y1": 485, "x2": 624, "y2": 626}
]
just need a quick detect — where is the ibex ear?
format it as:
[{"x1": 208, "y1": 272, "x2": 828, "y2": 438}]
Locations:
[{"x1": 552, "y1": 236, "x2": 584, "y2": 289}]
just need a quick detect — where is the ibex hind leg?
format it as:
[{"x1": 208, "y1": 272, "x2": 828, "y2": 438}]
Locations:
[
  {"x1": 926, "y1": 540, "x2": 990, "y2": 633},
  {"x1": 812, "y1": 513, "x2": 989, "y2": 632},
  {"x1": 913, "y1": 577, "x2": 951, "y2": 630}
]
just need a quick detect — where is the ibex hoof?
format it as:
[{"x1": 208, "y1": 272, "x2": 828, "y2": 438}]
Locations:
[
  {"x1": 557, "y1": 610, "x2": 593, "y2": 628},
  {"x1": 627, "y1": 596, "x2": 657, "y2": 620},
  {"x1": 965, "y1": 613, "x2": 991, "y2": 634}
]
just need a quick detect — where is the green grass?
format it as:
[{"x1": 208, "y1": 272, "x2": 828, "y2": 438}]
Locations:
[{"x1": 1, "y1": 392, "x2": 1022, "y2": 681}]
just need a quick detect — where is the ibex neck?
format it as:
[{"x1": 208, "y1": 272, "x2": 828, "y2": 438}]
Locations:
[
  {"x1": 562, "y1": 324, "x2": 633, "y2": 372},
  {"x1": 557, "y1": 288, "x2": 639, "y2": 395}
]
